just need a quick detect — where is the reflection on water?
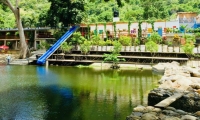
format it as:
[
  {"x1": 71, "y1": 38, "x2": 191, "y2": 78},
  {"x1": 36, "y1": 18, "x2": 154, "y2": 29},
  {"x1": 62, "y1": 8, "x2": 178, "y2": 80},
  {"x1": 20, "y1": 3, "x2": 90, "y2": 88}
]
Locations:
[{"x1": 0, "y1": 65, "x2": 161, "y2": 120}]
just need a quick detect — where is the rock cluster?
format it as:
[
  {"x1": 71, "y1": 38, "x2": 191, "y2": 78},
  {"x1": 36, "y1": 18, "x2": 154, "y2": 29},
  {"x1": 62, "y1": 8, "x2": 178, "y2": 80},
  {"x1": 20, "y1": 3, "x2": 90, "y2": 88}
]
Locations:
[
  {"x1": 149, "y1": 62, "x2": 200, "y2": 112},
  {"x1": 153, "y1": 61, "x2": 200, "y2": 91},
  {"x1": 127, "y1": 62, "x2": 200, "y2": 119},
  {"x1": 126, "y1": 105, "x2": 200, "y2": 120}
]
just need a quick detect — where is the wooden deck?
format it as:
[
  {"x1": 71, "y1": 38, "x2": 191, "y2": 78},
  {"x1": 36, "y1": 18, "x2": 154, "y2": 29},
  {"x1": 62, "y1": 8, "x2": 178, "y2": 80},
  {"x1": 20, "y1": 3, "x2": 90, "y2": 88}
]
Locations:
[
  {"x1": 34, "y1": 50, "x2": 189, "y2": 66},
  {"x1": 49, "y1": 54, "x2": 188, "y2": 61}
]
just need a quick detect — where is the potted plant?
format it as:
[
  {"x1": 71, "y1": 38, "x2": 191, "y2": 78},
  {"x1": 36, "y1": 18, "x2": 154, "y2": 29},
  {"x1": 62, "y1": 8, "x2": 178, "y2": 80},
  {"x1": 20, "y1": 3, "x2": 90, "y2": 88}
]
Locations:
[
  {"x1": 71, "y1": 32, "x2": 86, "y2": 50},
  {"x1": 118, "y1": 35, "x2": 131, "y2": 51},
  {"x1": 14, "y1": 31, "x2": 19, "y2": 39},
  {"x1": 106, "y1": 39, "x2": 113, "y2": 51},
  {"x1": 133, "y1": 38, "x2": 140, "y2": 52},
  {"x1": 80, "y1": 40, "x2": 91, "y2": 55},
  {"x1": 180, "y1": 24, "x2": 187, "y2": 33},
  {"x1": 167, "y1": 41, "x2": 173, "y2": 52},
  {"x1": 173, "y1": 34, "x2": 180, "y2": 52},
  {"x1": 98, "y1": 40, "x2": 106, "y2": 51},
  {"x1": 6, "y1": 32, "x2": 11, "y2": 39},
  {"x1": 147, "y1": 32, "x2": 162, "y2": 52},
  {"x1": 183, "y1": 34, "x2": 196, "y2": 53},
  {"x1": 90, "y1": 35, "x2": 101, "y2": 51},
  {"x1": 166, "y1": 27, "x2": 172, "y2": 33},
  {"x1": 60, "y1": 42, "x2": 73, "y2": 54},
  {"x1": 181, "y1": 42, "x2": 194, "y2": 58},
  {"x1": 195, "y1": 32, "x2": 200, "y2": 45},
  {"x1": 145, "y1": 40, "x2": 158, "y2": 64},
  {"x1": 162, "y1": 36, "x2": 168, "y2": 52}
]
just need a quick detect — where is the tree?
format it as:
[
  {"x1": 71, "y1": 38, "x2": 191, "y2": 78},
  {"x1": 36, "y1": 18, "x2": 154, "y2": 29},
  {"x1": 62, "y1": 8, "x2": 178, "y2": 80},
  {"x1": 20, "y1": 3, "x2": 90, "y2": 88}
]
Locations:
[
  {"x1": 43, "y1": 0, "x2": 85, "y2": 27},
  {"x1": 141, "y1": 0, "x2": 169, "y2": 20},
  {"x1": 0, "y1": 0, "x2": 28, "y2": 58}
]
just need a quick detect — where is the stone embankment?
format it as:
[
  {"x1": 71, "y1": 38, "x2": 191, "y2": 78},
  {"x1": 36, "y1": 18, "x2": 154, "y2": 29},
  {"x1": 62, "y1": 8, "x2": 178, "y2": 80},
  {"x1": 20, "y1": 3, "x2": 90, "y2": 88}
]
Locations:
[
  {"x1": 127, "y1": 105, "x2": 200, "y2": 120},
  {"x1": 127, "y1": 61, "x2": 200, "y2": 120}
]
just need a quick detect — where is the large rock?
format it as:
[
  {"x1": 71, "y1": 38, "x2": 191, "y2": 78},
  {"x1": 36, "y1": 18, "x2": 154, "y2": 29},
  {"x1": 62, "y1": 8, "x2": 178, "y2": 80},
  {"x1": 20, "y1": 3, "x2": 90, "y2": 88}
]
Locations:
[
  {"x1": 141, "y1": 113, "x2": 159, "y2": 120},
  {"x1": 180, "y1": 115, "x2": 197, "y2": 120}
]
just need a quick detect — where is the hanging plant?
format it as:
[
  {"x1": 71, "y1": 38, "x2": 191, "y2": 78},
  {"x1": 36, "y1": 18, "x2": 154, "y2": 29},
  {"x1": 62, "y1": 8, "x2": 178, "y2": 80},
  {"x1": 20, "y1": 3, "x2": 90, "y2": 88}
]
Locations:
[
  {"x1": 87, "y1": 23, "x2": 90, "y2": 39},
  {"x1": 113, "y1": 22, "x2": 116, "y2": 39},
  {"x1": 147, "y1": 20, "x2": 155, "y2": 32},
  {"x1": 150, "y1": 21, "x2": 155, "y2": 32},
  {"x1": 138, "y1": 21, "x2": 142, "y2": 41},
  {"x1": 128, "y1": 21, "x2": 131, "y2": 35},
  {"x1": 104, "y1": 22, "x2": 107, "y2": 39},
  {"x1": 94, "y1": 23, "x2": 98, "y2": 36}
]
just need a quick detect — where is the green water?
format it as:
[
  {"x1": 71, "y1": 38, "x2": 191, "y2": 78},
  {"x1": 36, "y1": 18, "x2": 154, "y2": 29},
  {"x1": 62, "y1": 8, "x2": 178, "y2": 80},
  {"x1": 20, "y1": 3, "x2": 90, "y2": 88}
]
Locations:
[{"x1": 0, "y1": 65, "x2": 161, "y2": 120}]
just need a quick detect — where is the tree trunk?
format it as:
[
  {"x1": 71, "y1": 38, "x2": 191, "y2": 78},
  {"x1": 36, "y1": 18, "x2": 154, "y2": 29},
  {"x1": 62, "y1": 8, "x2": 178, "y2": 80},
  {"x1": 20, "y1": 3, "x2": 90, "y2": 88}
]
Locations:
[
  {"x1": 0, "y1": 0, "x2": 28, "y2": 59},
  {"x1": 15, "y1": 8, "x2": 28, "y2": 58}
]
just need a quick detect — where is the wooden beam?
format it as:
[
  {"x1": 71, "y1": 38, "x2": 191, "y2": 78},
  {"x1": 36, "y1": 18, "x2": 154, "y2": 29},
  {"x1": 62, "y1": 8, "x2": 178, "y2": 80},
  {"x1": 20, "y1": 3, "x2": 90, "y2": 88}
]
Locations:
[{"x1": 154, "y1": 92, "x2": 184, "y2": 108}]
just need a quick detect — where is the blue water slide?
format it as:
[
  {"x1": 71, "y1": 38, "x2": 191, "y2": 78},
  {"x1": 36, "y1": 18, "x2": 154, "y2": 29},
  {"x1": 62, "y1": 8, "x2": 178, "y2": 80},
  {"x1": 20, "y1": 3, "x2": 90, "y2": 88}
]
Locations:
[{"x1": 37, "y1": 25, "x2": 80, "y2": 65}]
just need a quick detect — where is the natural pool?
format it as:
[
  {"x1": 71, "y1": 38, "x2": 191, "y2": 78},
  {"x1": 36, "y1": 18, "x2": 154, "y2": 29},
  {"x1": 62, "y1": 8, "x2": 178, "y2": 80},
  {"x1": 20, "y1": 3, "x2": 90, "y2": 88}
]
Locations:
[{"x1": 0, "y1": 65, "x2": 161, "y2": 120}]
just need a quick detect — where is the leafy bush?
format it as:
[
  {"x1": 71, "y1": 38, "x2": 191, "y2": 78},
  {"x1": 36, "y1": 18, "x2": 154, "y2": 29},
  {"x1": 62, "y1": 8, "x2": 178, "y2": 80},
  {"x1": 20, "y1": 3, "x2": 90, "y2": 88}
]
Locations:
[
  {"x1": 133, "y1": 38, "x2": 140, "y2": 46},
  {"x1": 60, "y1": 42, "x2": 73, "y2": 53},
  {"x1": 80, "y1": 40, "x2": 91, "y2": 54},
  {"x1": 71, "y1": 32, "x2": 86, "y2": 45},
  {"x1": 145, "y1": 41, "x2": 158, "y2": 52},
  {"x1": 98, "y1": 40, "x2": 106, "y2": 46},
  {"x1": 181, "y1": 43, "x2": 194, "y2": 55},
  {"x1": 106, "y1": 39, "x2": 112, "y2": 46},
  {"x1": 38, "y1": 41, "x2": 50, "y2": 49},
  {"x1": 147, "y1": 32, "x2": 162, "y2": 44},
  {"x1": 119, "y1": 35, "x2": 131, "y2": 46}
]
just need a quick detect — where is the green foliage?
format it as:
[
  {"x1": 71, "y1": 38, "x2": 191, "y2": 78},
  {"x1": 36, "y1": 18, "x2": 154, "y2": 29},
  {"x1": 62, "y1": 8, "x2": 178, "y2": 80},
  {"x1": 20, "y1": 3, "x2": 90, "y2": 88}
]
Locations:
[
  {"x1": 53, "y1": 30, "x2": 65, "y2": 40},
  {"x1": 0, "y1": 0, "x2": 50, "y2": 28},
  {"x1": 195, "y1": 32, "x2": 200, "y2": 38},
  {"x1": 128, "y1": 21, "x2": 131, "y2": 35},
  {"x1": 183, "y1": 34, "x2": 196, "y2": 44},
  {"x1": 112, "y1": 41, "x2": 122, "y2": 54},
  {"x1": 71, "y1": 32, "x2": 86, "y2": 45},
  {"x1": 98, "y1": 40, "x2": 106, "y2": 46},
  {"x1": 42, "y1": 0, "x2": 85, "y2": 27},
  {"x1": 147, "y1": 32, "x2": 162, "y2": 44},
  {"x1": 181, "y1": 34, "x2": 195, "y2": 55},
  {"x1": 145, "y1": 41, "x2": 158, "y2": 52},
  {"x1": 142, "y1": 0, "x2": 169, "y2": 20},
  {"x1": 106, "y1": 39, "x2": 112, "y2": 46},
  {"x1": 39, "y1": 41, "x2": 50, "y2": 49},
  {"x1": 1, "y1": 0, "x2": 200, "y2": 28},
  {"x1": 147, "y1": 19, "x2": 155, "y2": 31},
  {"x1": 181, "y1": 43, "x2": 194, "y2": 55},
  {"x1": 6, "y1": 32, "x2": 10, "y2": 36},
  {"x1": 113, "y1": 22, "x2": 117, "y2": 38},
  {"x1": 138, "y1": 21, "x2": 142, "y2": 40},
  {"x1": 103, "y1": 41, "x2": 124, "y2": 67},
  {"x1": 118, "y1": 35, "x2": 131, "y2": 46},
  {"x1": 167, "y1": 41, "x2": 172, "y2": 46},
  {"x1": 133, "y1": 38, "x2": 140, "y2": 46},
  {"x1": 90, "y1": 35, "x2": 101, "y2": 45},
  {"x1": 80, "y1": 40, "x2": 91, "y2": 54},
  {"x1": 15, "y1": 31, "x2": 19, "y2": 36},
  {"x1": 60, "y1": 42, "x2": 73, "y2": 53},
  {"x1": 103, "y1": 53, "x2": 123, "y2": 64}
]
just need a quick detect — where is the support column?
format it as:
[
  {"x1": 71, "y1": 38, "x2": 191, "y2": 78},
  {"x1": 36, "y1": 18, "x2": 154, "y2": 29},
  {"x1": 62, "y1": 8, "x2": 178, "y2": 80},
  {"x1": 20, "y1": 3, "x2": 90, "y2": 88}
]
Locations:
[
  {"x1": 34, "y1": 30, "x2": 37, "y2": 49},
  {"x1": 4, "y1": 40, "x2": 6, "y2": 45},
  {"x1": 46, "y1": 60, "x2": 49, "y2": 67},
  {"x1": 15, "y1": 40, "x2": 17, "y2": 50}
]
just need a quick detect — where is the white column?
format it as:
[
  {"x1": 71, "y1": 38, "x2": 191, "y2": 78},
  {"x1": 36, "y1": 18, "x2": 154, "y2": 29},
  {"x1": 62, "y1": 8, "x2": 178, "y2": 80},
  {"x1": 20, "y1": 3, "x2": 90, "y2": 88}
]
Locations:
[{"x1": 46, "y1": 61, "x2": 49, "y2": 67}]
